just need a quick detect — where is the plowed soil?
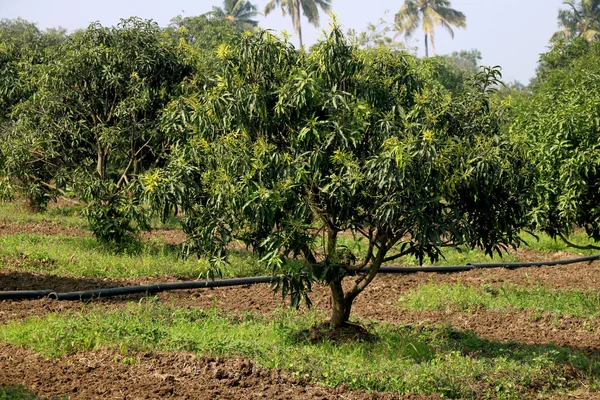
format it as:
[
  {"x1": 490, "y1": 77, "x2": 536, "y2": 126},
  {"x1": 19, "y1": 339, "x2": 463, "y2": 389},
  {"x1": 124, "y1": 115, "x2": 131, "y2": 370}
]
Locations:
[
  {"x1": 1, "y1": 344, "x2": 441, "y2": 400},
  {"x1": 2, "y1": 218, "x2": 600, "y2": 398}
]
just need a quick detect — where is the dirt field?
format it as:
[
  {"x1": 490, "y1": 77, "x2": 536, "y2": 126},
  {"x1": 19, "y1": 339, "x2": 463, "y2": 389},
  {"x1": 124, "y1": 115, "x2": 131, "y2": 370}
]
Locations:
[{"x1": 1, "y1": 218, "x2": 600, "y2": 398}]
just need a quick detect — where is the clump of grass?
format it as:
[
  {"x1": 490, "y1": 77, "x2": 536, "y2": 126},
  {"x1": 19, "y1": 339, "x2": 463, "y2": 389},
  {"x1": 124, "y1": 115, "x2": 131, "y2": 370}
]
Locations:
[
  {"x1": 1, "y1": 302, "x2": 598, "y2": 398},
  {"x1": 399, "y1": 281, "x2": 600, "y2": 318}
]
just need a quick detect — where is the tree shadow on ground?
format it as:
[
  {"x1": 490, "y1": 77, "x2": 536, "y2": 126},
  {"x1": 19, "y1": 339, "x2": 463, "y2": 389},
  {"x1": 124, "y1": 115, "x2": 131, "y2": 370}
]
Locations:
[
  {"x1": 441, "y1": 326, "x2": 600, "y2": 375},
  {"x1": 0, "y1": 270, "x2": 131, "y2": 293},
  {"x1": 285, "y1": 320, "x2": 600, "y2": 381},
  {"x1": 0, "y1": 271, "x2": 164, "y2": 304}
]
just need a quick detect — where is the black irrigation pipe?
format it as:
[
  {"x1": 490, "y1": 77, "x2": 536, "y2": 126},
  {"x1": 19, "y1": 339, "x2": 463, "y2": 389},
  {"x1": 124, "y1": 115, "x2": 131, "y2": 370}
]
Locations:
[{"x1": 1, "y1": 254, "x2": 599, "y2": 302}]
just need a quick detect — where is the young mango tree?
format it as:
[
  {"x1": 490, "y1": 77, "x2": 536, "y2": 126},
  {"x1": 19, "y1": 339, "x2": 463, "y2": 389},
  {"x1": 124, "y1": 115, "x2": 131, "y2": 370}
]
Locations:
[
  {"x1": 149, "y1": 25, "x2": 532, "y2": 327},
  {"x1": 4, "y1": 18, "x2": 192, "y2": 244}
]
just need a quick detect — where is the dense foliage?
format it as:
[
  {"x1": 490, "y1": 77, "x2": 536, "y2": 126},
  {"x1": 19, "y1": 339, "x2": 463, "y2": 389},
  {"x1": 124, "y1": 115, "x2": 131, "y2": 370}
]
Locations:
[
  {"x1": 1, "y1": 1, "x2": 600, "y2": 325},
  {"x1": 511, "y1": 39, "x2": 600, "y2": 246},
  {"x1": 2, "y1": 18, "x2": 192, "y2": 244},
  {"x1": 145, "y1": 25, "x2": 531, "y2": 326}
]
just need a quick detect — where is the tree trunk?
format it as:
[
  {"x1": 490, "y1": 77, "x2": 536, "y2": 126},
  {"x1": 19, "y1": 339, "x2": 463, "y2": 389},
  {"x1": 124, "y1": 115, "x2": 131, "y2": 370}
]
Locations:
[
  {"x1": 326, "y1": 225, "x2": 349, "y2": 327},
  {"x1": 96, "y1": 148, "x2": 106, "y2": 179},
  {"x1": 424, "y1": 33, "x2": 429, "y2": 57},
  {"x1": 295, "y1": 0, "x2": 303, "y2": 48},
  {"x1": 329, "y1": 278, "x2": 351, "y2": 328},
  {"x1": 329, "y1": 242, "x2": 388, "y2": 328},
  {"x1": 26, "y1": 195, "x2": 45, "y2": 213}
]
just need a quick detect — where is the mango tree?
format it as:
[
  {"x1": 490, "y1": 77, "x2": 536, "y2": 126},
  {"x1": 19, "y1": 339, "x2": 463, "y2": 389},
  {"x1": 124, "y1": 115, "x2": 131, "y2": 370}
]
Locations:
[
  {"x1": 511, "y1": 39, "x2": 600, "y2": 248},
  {"x1": 4, "y1": 18, "x2": 192, "y2": 245},
  {"x1": 149, "y1": 25, "x2": 532, "y2": 327},
  {"x1": 0, "y1": 19, "x2": 66, "y2": 206}
]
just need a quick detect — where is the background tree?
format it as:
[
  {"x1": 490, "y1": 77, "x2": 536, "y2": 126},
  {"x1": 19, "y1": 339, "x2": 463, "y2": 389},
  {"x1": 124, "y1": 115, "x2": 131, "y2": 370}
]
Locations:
[
  {"x1": 424, "y1": 49, "x2": 481, "y2": 95},
  {"x1": 442, "y1": 49, "x2": 481, "y2": 73},
  {"x1": 0, "y1": 19, "x2": 67, "y2": 207},
  {"x1": 264, "y1": 0, "x2": 332, "y2": 47},
  {"x1": 3, "y1": 18, "x2": 192, "y2": 246},
  {"x1": 511, "y1": 39, "x2": 600, "y2": 249},
  {"x1": 347, "y1": 11, "x2": 411, "y2": 52},
  {"x1": 553, "y1": 0, "x2": 600, "y2": 42},
  {"x1": 394, "y1": 0, "x2": 466, "y2": 57},
  {"x1": 166, "y1": 13, "x2": 242, "y2": 50},
  {"x1": 211, "y1": 0, "x2": 260, "y2": 31},
  {"x1": 529, "y1": 37, "x2": 589, "y2": 88},
  {"x1": 148, "y1": 25, "x2": 531, "y2": 328},
  {"x1": 0, "y1": 19, "x2": 66, "y2": 123}
]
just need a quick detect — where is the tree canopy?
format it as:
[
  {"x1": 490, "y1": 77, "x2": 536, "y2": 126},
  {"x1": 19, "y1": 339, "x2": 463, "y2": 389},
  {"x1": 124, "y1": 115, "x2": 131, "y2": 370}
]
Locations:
[
  {"x1": 147, "y1": 24, "x2": 531, "y2": 327},
  {"x1": 511, "y1": 39, "x2": 600, "y2": 247},
  {"x1": 2, "y1": 18, "x2": 192, "y2": 243},
  {"x1": 553, "y1": 0, "x2": 600, "y2": 42}
]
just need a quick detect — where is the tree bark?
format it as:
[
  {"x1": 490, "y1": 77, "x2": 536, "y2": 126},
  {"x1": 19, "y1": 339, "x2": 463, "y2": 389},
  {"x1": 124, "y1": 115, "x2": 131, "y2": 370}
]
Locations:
[
  {"x1": 295, "y1": 0, "x2": 303, "y2": 48},
  {"x1": 424, "y1": 33, "x2": 429, "y2": 57},
  {"x1": 96, "y1": 147, "x2": 107, "y2": 179},
  {"x1": 329, "y1": 239, "x2": 388, "y2": 328},
  {"x1": 329, "y1": 278, "x2": 348, "y2": 327}
]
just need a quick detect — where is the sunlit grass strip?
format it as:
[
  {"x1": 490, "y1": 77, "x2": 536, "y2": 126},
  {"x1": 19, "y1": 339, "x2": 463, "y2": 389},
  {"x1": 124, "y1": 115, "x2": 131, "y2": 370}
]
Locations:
[
  {"x1": 0, "y1": 233, "x2": 268, "y2": 280},
  {"x1": 1, "y1": 303, "x2": 598, "y2": 398},
  {"x1": 399, "y1": 282, "x2": 600, "y2": 318},
  {"x1": 519, "y1": 231, "x2": 600, "y2": 255},
  {"x1": 0, "y1": 201, "x2": 182, "y2": 230},
  {"x1": 0, "y1": 201, "x2": 84, "y2": 228}
]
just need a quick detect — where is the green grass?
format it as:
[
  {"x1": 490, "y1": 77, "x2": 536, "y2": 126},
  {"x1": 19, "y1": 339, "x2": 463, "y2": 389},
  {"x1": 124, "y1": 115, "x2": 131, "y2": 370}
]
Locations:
[
  {"x1": 0, "y1": 199, "x2": 598, "y2": 281},
  {"x1": 1, "y1": 302, "x2": 597, "y2": 399},
  {"x1": 0, "y1": 201, "x2": 84, "y2": 228},
  {"x1": 399, "y1": 281, "x2": 600, "y2": 318},
  {"x1": 0, "y1": 386, "x2": 58, "y2": 400},
  {"x1": 0, "y1": 233, "x2": 268, "y2": 279},
  {"x1": 0, "y1": 200, "x2": 182, "y2": 230},
  {"x1": 520, "y1": 230, "x2": 600, "y2": 255}
]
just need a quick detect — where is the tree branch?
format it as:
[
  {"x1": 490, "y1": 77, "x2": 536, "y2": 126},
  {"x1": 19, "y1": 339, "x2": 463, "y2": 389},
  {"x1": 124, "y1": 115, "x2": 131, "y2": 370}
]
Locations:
[
  {"x1": 344, "y1": 243, "x2": 387, "y2": 302},
  {"x1": 116, "y1": 158, "x2": 133, "y2": 189},
  {"x1": 558, "y1": 232, "x2": 600, "y2": 251},
  {"x1": 345, "y1": 238, "x2": 374, "y2": 272},
  {"x1": 382, "y1": 246, "x2": 414, "y2": 263}
]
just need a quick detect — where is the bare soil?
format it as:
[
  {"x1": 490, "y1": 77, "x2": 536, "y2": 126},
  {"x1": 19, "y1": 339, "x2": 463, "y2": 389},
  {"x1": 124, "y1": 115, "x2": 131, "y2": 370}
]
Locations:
[
  {"x1": 2, "y1": 218, "x2": 600, "y2": 398},
  {"x1": 1, "y1": 344, "x2": 438, "y2": 400},
  {"x1": 0, "y1": 221, "x2": 87, "y2": 238}
]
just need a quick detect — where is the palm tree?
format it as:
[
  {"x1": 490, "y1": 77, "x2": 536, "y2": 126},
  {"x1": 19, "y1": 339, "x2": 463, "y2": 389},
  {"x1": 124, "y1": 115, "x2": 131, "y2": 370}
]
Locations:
[
  {"x1": 394, "y1": 0, "x2": 466, "y2": 57},
  {"x1": 212, "y1": 0, "x2": 260, "y2": 31},
  {"x1": 264, "y1": 0, "x2": 332, "y2": 48},
  {"x1": 553, "y1": 0, "x2": 600, "y2": 42}
]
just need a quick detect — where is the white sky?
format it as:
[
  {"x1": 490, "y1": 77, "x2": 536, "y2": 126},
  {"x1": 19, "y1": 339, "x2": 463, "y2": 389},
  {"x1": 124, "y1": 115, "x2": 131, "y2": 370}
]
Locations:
[{"x1": 0, "y1": 0, "x2": 565, "y2": 84}]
